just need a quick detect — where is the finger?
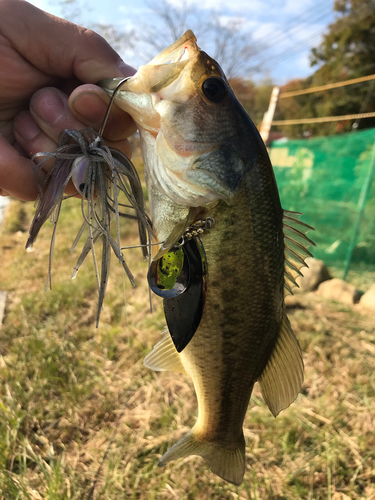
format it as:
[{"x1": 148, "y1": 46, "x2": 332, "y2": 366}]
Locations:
[
  {"x1": 69, "y1": 84, "x2": 137, "y2": 141},
  {"x1": 0, "y1": 134, "x2": 39, "y2": 201},
  {"x1": 13, "y1": 111, "x2": 81, "y2": 196},
  {"x1": 14, "y1": 96, "x2": 133, "y2": 197},
  {"x1": 13, "y1": 111, "x2": 58, "y2": 160},
  {"x1": 29, "y1": 88, "x2": 86, "y2": 144},
  {"x1": 1, "y1": 0, "x2": 136, "y2": 82},
  {"x1": 28, "y1": 87, "x2": 133, "y2": 158},
  {"x1": 14, "y1": 108, "x2": 133, "y2": 163}
]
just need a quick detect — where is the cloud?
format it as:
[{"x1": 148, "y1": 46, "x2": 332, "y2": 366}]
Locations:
[
  {"x1": 118, "y1": 4, "x2": 147, "y2": 14},
  {"x1": 253, "y1": 22, "x2": 284, "y2": 41},
  {"x1": 215, "y1": 15, "x2": 259, "y2": 31},
  {"x1": 164, "y1": 0, "x2": 264, "y2": 14},
  {"x1": 283, "y1": 0, "x2": 315, "y2": 15}
]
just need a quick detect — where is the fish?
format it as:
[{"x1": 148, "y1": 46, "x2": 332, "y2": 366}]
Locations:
[{"x1": 99, "y1": 30, "x2": 314, "y2": 486}]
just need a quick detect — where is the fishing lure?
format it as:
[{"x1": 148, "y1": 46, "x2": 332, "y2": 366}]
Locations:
[
  {"x1": 26, "y1": 79, "x2": 153, "y2": 325},
  {"x1": 147, "y1": 218, "x2": 214, "y2": 352}
]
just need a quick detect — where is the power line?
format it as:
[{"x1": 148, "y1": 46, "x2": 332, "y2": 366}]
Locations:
[
  {"x1": 279, "y1": 73, "x2": 375, "y2": 98},
  {"x1": 257, "y1": 1, "x2": 375, "y2": 70},
  {"x1": 253, "y1": 0, "x2": 332, "y2": 50},
  {"x1": 272, "y1": 111, "x2": 375, "y2": 126},
  {"x1": 257, "y1": 11, "x2": 331, "y2": 52},
  {"x1": 251, "y1": 11, "x2": 333, "y2": 65},
  {"x1": 259, "y1": 28, "x2": 327, "y2": 66}
]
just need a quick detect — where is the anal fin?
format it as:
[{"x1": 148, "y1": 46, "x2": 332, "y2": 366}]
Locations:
[
  {"x1": 144, "y1": 327, "x2": 186, "y2": 374},
  {"x1": 258, "y1": 312, "x2": 303, "y2": 417}
]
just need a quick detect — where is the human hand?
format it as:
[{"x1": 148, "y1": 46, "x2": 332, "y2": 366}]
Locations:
[{"x1": 0, "y1": 0, "x2": 136, "y2": 201}]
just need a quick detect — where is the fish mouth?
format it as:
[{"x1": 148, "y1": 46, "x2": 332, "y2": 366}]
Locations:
[
  {"x1": 124, "y1": 30, "x2": 198, "y2": 97},
  {"x1": 148, "y1": 29, "x2": 197, "y2": 67},
  {"x1": 99, "y1": 31, "x2": 199, "y2": 134}
]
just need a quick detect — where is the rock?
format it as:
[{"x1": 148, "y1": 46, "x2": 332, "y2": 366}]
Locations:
[
  {"x1": 295, "y1": 257, "x2": 331, "y2": 293},
  {"x1": 316, "y1": 278, "x2": 361, "y2": 305},
  {"x1": 360, "y1": 284, "x2": 375, "y2": 309}
]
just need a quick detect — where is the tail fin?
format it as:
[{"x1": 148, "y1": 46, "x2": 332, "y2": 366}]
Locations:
[{"x1": 159, "y1": 429, "x2": 245, "y2": 486}]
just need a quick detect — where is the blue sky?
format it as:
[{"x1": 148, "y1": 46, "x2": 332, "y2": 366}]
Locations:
[{"x1": 29, "y1": 0, "x2": 336, "y2": 84}]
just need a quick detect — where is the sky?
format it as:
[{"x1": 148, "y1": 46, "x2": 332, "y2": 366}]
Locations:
[{"x1": 28, "y1": 0, "x2": 336, "y2": 84}]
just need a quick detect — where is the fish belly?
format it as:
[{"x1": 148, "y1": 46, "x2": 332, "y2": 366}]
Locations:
[
  {"x1": 160, "y1": 178, "x2": 285, "y2": 484},
  {"x1": 181, "y1": 185, "x2": 284, "y2": 443}
]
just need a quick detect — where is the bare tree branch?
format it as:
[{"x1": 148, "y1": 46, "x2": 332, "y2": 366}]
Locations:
[
  {"x1": 52, "y1": 0, "x2": 263, "y2": 78},
  {"x1": 53, "y1": 0, "x2": 135, "y2": 55},
  {"x1": 136, "y1": 1, "x2": 263, "y2": 78}
]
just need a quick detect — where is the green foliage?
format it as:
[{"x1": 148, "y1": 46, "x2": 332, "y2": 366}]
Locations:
[{"x1": 276, "y1": 0, "x2": 375, "y2": 138}]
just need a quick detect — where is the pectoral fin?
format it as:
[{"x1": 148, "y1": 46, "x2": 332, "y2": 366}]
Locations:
[
  {"x1": 258, "y1": 312, "x2": 304, "y2": 417},
  {"x1": 153, "y1": 207, "x2": 201, "y2": 260},
  {"x1": 144, "y1": 328, "x2": 186, "y2": 374}
]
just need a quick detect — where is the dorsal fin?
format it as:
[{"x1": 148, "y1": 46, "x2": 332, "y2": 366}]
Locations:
[{"x1": 283, "y1": 211, "x2": 315, "y2": 296}]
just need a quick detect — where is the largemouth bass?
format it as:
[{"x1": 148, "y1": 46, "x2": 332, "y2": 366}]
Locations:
[{"x1": 100, "y1": 30, "x2": 313, "y2": 486}]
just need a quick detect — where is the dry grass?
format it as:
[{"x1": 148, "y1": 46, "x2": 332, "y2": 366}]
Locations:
[{"x1": 0, "y1": 186, "x2": 375, "y2": 499}]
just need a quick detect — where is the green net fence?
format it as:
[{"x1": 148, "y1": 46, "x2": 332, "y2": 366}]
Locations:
[{"x1": 269, "y1": 128, "x2": 375, "y2": 275}]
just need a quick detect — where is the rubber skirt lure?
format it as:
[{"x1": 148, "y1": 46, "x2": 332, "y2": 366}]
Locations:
[{"x1": 26, "y1": 80, "x2": 152, "y2": 325}]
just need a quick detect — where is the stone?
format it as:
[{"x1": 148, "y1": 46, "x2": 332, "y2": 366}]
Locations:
[
  {"x1": 295, "y1": 257, "x2": 331, "y2": 293},
  {"x1": 316, "y1": 278, "x2": 361, "y2": 305},
  {"x1": 360, "y1": 284, "x2": 375, "y2": 309}
]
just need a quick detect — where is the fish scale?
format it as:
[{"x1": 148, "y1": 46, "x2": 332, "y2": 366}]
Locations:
[{"x1": 99, "y1": 29, "x2": 313, "y2": 486}]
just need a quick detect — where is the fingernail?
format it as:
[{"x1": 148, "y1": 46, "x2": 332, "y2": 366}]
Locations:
[
  {"x1": 117, "y1": 60, "x2": 136, "y2": 77},
  {"x1": 14, "y1": 113, "x2": 41, "y2": 141},
  {"x1": 32, "y1": 90, "x2": 65, "y2": 125},
  {"x1": 71, "y1": 92, "x2": 109, "y2": 124}
]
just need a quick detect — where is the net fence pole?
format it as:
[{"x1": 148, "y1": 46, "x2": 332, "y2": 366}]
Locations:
[
  {"x1": 343, "y1": 140, "x2": 375, "y2": 280},
  {"x1": 259, "y1": 86, "x2": 279, "y2": 143}
]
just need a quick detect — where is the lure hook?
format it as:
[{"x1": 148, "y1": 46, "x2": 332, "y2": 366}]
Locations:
[{"x1": 99, "y1": 77, "x2": 131, "y2": 138}]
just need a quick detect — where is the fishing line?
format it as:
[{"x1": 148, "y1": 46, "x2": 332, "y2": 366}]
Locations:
[
  {"x1": 96, "y1": 75, "x2": 156, "y2": 314},
  {"x1": 99, "y1": 77, "x2": 131, "y2": 138},
  {"x1": 121, "y1": 241, "x2": 165, "y2": 250}
]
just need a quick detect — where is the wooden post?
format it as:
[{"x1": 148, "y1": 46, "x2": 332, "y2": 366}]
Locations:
[{"x1": 259, "y1": 86, "x2": 279, "y2": 144}]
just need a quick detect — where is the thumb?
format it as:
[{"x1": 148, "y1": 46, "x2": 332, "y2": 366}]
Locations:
[{"x1": 1, "y1": 0, "x2": 136, "y2": 83}]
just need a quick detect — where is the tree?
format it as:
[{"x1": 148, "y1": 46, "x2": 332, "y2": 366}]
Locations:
[
  {"x1": 53, "y1": 0, "x2": 262, "y2": 79},
  {"x1": 136, "y1": 1, "x2": 262, "y2": 79},
  {"x1": 273, "y1": 0, "x2": 375, "y2": 138},
  {"x1": 53, "y1": 0, "x2": 136, "y2": 56},
  {"x1": 230, "y1": 77, "x2": 274, "y2": 128},
  {"x1": 311, "y1": 0, "x2": 375, "y2": 78}
]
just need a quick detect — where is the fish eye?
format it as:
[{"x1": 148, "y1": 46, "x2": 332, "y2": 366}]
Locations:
[{"x1": 201, "y1": 77, "x2": 227, "y2": 103}]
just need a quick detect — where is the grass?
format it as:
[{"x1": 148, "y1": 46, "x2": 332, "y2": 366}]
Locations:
[{"x1": 0, "y1": 183, "x2": 375, "y2": 499}]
